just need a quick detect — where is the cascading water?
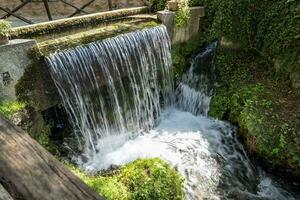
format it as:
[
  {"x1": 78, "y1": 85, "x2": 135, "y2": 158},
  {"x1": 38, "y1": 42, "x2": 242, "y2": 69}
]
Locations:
[
  {"x1": 176, "y1": 42, "x2": 217, "y2": 116},
  {"x1": 46, "y1": 25, "x2": 174, "y2": 159},
  {"x1": 47, "y1": 26, "x2": 298, "y2": 199}
]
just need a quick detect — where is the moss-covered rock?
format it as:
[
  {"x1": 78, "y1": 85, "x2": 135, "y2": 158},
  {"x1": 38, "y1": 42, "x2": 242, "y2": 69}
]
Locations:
[
  {"x1": 67, "y1": 158, "x2": 184, "y2": 200},
  {"x1": 209, "y1": 49, "x2": 300, "y2": 178}
]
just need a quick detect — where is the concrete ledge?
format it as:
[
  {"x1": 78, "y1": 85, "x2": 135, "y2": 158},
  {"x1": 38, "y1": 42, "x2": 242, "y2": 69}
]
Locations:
[
  {"x1": 11, "y1": 7, "x2": 149, "y2": 39},
  {"x1": 0, "y1": 39, "x2": 37, "y2": 101},
  {"x1": 157, "y1": 6, "x2": 205, "y2": 44}
]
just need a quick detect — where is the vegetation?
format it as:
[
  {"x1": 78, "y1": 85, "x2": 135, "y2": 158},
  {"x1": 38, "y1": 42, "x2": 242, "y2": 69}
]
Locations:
[
  {"x1": 178, "y1": 0, "x2": 300, "y2": 177},
  {"x1": 194, "y1": 0, "x2": 299, "y2": 87},
  {"x1": 151, "y1": 0, "x2": 167, "y2": 12},
  {"x1": 209, "y1": 49, "x2": 300, "y2": 177},
  {"x1": 67, "y1": 158, "x2": 184, "y2": 200},
  {"x1": 0, "y1": 100, "x2": 25, "y2": 119},
  {"x1": 0, "y1": 20, "x2": 11, "y2": 37},
  {"x1": 175, "y1": 0, "x2": 190, "y2": 27}
]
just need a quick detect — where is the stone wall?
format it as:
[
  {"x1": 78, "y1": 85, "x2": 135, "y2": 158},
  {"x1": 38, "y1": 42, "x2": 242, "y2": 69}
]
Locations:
[{"x1": 157, "y1": 7, "x2": 205, "y2": 44}]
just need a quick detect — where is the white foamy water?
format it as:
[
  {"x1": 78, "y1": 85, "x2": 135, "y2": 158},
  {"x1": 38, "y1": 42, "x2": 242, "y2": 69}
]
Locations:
[{"x1": 80, "y1": 108, "x2": 295, "y2": 200}]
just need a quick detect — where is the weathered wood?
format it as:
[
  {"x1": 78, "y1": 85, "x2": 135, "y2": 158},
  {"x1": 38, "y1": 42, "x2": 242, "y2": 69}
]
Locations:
[{"x1": 0, "y1": 115, "x2": 104, "y2": 200}]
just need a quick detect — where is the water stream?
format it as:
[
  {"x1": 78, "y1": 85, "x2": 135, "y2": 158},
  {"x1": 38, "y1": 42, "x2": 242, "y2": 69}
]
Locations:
[{"x1": 46, "y1": 26, "x2": 299, "y2": 199}]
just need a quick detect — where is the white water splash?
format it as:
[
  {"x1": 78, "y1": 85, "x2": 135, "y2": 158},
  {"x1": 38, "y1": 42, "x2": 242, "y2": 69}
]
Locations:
[{"x1": 81, "y1": 108, "x2": 295, "y2": 200}]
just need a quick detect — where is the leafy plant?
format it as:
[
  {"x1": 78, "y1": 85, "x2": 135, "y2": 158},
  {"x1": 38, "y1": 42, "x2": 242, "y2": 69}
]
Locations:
[
  {"x1": 151, "y1": 0, "x2": 167, "y2": 12},
  {"x1": 0, "y1": 20, "x2": 11, "y2": 37},
  {"x1": 175, "y1": 0, "x2": 190, "y2": 27}
]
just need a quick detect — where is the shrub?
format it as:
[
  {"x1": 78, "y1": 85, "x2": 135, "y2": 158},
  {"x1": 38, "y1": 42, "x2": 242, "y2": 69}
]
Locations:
[
  {"x1": 0, "y1": 20, "x2": 11, "y2": 37},
  {"x1": 175, "y1": 0, "x2": 190, "y2": 27}
]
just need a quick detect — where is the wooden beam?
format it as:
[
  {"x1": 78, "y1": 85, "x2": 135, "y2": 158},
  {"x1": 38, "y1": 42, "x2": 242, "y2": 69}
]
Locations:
[
  {"x1": 0, "y1": 115, "x2": 104, "y2": 200},
  {"x1": 0, "y1": 6, "x2": 34, "y2": 24}
]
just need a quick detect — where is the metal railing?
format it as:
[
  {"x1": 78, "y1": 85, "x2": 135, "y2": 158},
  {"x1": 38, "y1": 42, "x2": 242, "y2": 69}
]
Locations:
[{"x1": 0, "y1": 0, "x2": 114, "y2": 24}]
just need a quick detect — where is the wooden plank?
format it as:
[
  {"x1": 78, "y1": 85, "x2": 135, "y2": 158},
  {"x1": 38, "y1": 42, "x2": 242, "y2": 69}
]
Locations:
[{"x1": 0, "y1": 115, "x2": 104, "y2": 200}]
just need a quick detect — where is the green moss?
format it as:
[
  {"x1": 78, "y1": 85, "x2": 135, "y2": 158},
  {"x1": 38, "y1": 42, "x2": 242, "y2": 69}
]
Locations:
[
  {"x1": 0, "y1": 100, "x2": 25, "y2": 119},
  {"x1": 30, "y1": 20, "x2": 158, "y2": 58},
  {"x1": 67, "y1": 158, "x2": 184, "y2": 200},
  {"x1": 209, "y1": 49, "x2": 300, "y2": 177}
]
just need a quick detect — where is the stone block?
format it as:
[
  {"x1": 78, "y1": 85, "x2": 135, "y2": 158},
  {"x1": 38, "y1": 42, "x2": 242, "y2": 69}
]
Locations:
[
  {"x1": 157, "y1": 6, "x2": 205, "y2": 44},
  {"x1": 0, "y1": 39, "x2": 37, "y2": 101}
]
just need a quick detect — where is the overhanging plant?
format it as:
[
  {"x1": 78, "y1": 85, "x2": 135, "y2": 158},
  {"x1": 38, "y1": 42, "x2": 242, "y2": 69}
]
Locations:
[
  {"x1": 175, "y1": 0, "x2": 190, "y2": 27},
  {"x1": 0, "y1": 20, "x2": 11, "y2": 45}
]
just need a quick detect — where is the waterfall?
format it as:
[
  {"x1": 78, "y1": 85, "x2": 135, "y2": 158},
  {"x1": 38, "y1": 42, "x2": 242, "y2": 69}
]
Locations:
[
  {"x1": 46, "y1": 25, "x2": 174, "y2": 159},
  {"x1": 176, "y1": 41, "x2": 217, "y2": 116},
  {"x1": 46, "y1": 29, "x2": 297, "y2": 199}
]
